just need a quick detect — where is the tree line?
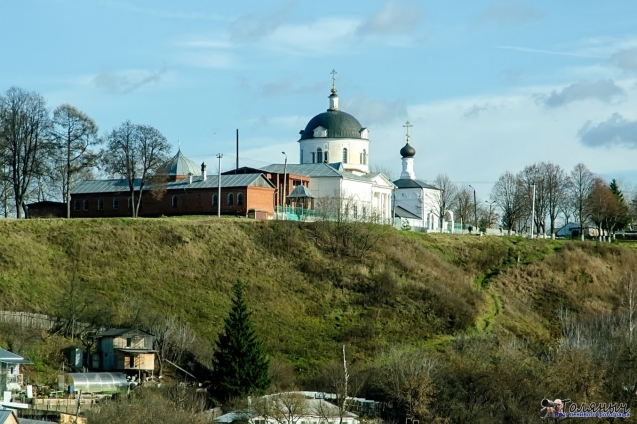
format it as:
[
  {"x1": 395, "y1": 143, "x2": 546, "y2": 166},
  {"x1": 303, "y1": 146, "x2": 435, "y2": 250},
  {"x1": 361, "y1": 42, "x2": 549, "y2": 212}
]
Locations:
[
  {"x1": 430, "y1": 162, "x2": 636, "y2": 239},
  {"x1": 0, "y1": 86, "x2": 171, "y2": 218}
]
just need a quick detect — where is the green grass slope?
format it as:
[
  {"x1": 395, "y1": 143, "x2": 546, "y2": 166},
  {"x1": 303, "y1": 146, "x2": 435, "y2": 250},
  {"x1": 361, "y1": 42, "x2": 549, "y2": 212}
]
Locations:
[{"x1": 0, "y1": 217, "x2": 634, "y2": 379}]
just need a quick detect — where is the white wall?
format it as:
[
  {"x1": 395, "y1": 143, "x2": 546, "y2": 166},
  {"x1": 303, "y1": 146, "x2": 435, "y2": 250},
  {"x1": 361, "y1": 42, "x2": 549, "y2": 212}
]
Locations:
[{"x1": 299, "y1": 137, "x2": 370, "y2": 173}]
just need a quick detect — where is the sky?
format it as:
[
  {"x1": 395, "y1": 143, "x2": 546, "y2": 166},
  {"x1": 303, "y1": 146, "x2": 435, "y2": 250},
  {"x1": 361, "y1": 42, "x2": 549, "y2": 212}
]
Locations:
[{"x1": 2, "y1": 0, "x2": 637, "y2": 198}]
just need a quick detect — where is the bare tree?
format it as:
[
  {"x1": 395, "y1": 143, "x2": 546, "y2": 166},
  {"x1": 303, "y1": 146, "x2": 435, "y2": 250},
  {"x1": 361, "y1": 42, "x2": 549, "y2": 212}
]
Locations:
[
  {"x1": 491, "y1": 171, "x2": 525, "y2": 235},
  {"x1": 454, "y1": 185, "x2": 473, "y2": 232},
  {"x1": 545, "y1": 162, "x2": 569, "y2": 239},
  {"x1": 369, "y1": 164, "x2": 396, "y2": 181},
  {"x1": 518, "y1": 164, "x2": 548, "y2": 237},
  {"x1": 147, "y1": 315, "x2": 197, "y2": 376},
  {"x1": 375, "y1": 346, "x2": 435, "y2": 420},
  {"x1": 568, "y1": 163, "x2": 596, "y2": 240},
  {"x1": 253, "y1": 393, "x2": 309, "y2": 424},
  {"x1": 102, "y1": 121, "x2": 171, "y2": 217},
  {"x1": 51, "y1": 104, "x2": 100, "y2": 218},
  {"x1": 432, "y1": 173, "x2": 457, "y2": 233},
  {"x1": 0, "y1": 87, "x2": 52, "y2": 217}
]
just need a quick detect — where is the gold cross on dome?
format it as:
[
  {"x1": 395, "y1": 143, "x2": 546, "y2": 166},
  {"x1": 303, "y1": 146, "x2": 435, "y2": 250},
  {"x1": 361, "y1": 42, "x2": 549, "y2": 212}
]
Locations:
[
  {"x1": 403, "y1": 121, "x2": 413, "y2": 142},
  {"x1": 331, "y1": 69, "x2": 337, "y2": 91}
]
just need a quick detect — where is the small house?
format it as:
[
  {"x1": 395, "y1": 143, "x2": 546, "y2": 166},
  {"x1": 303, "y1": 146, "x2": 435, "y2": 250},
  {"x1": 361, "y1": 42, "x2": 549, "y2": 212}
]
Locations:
[
  {"x1": 92, "y1": 329, "x2": 155, "y2": 374},
  {"x1": 0, "y1": 348, "x2": 31, "y2": 392},
  {"x1": 0, "y1": 410, "x2": 17, "y2": 424}
]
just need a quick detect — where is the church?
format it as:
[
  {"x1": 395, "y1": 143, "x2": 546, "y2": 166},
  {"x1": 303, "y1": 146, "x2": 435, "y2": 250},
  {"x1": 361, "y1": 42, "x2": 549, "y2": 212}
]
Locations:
[{"x1": 67, "y1": 71, "x2": 450, "y2": 226}]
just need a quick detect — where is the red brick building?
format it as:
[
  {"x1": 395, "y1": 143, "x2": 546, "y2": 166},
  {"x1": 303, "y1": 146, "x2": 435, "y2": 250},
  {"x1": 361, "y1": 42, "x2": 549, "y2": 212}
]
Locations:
[
  {"x1": 70, "y1": 150, "x2": 276, "y2": 218},
  {"x1": 223, "y1": 166, "x2": 310, "y2": 208}
]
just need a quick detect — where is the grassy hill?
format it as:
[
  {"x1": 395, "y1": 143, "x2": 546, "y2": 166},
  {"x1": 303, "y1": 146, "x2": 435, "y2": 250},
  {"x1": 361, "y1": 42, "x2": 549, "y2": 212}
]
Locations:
[
  {"x1": 0, "y1": 217, "x2": 633, "y2": 376},
  {"x1": 4, "y1": 217, "x2": 637, "y2": 421}
]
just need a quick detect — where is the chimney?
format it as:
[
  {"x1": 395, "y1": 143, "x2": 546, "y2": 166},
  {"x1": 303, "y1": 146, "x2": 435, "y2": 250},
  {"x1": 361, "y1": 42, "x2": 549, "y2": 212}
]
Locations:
[
  {"x1": 201, "y1": 162, "x2": 207, "y2": 181},
  {"x1": 188, "y1": 173, "x2": 193, "y2": 184}
]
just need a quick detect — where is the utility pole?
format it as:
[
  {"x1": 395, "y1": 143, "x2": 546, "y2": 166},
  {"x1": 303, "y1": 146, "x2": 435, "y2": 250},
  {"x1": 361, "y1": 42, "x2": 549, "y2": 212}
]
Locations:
[
  {"x1": 217, "y1": 154, "x2": 223, "y2": 217},
  {"x1": 530, "y1": 183, "x2": 536, "y2": 239},
  {"x1": 235, "y1": 129, "x2": 239, "y2": 172},
  {"x1": 485, "y1": 200, "x2": 496, "y2": 231},
  {"x1": 281, "y1": 152, "x2": 288, "y2": 216},
  {"x1": 469, "y1": 184, "x2": 477, "y2": 231}
]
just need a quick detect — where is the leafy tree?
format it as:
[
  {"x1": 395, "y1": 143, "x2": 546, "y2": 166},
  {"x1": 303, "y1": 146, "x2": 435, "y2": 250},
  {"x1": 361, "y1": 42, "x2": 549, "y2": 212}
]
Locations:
[
  {"x1": 51, "y1": 104, "x2": 100, "y2": 218},
  {"x1": 211, "y1": 281, "x2": 271, "y2": 401}
]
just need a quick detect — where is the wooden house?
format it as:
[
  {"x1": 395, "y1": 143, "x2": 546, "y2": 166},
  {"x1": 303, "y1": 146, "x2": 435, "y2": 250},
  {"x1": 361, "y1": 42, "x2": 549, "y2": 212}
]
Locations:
[
  {"x1": 92, "y1": 329, "x2": 156, "y2": 373},
  {"x1": 0, "y1": 348, "x2": 31, "y2": 392}
]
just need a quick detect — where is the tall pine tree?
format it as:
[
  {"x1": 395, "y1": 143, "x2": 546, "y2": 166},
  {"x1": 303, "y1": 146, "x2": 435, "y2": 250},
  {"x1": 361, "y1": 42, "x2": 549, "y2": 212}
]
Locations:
[{"x1": 212, "y1": 281, "x2": 271, "y2": 401}]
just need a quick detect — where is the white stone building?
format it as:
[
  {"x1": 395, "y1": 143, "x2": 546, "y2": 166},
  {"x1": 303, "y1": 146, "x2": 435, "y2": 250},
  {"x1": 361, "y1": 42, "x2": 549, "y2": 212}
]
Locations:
[{"x1": 393, "y1": 129, "x2": 452, "y2": 232}]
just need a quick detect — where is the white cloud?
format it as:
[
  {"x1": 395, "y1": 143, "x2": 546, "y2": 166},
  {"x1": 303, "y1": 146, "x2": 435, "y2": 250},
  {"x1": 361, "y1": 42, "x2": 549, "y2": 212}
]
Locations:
[
  {"x1": 343, "y1": 97, "x2": 408, "y2": 125},
  {"x1": 92, "y1": 69, "x2": 166, "y2": 94},
  {"x1": 264, "y1": 18, "x2": 361, "y2": 55},
  {"x1": 358, "y1": 1, "x2": 423, "y2": 34},
  {"x1": 578, "y1": 113, "x2": 637, "y2": 149},
  {"x1": 540, "y1": 80, "x2": 625, "y2": 107},
  {"x1": 477, "y1": 1, "x2": 544, "y2": 27},
  {"x1": 610, "y1": 47, "x2": 637, "y2": 73},
  {"x1": 229, "y1": 4, "x2": 292, "y2": 41}
]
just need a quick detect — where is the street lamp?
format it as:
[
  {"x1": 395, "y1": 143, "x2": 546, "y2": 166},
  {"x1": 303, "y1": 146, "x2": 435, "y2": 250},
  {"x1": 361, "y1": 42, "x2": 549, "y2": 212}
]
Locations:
[
  {"x1": 468, "y1": 184, "x2": 477, "y2": 231},
  {"x1": 485, "y1": 200, "x2": 496, "y2": 231},
  {"x1": 281, "y1": 152, "x2": 288, "y2": 216}
]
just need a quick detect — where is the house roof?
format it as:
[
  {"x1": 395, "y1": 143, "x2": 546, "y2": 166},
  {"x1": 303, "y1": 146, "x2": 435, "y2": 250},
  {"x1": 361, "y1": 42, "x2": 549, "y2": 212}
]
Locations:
[
  {"x1": 161, "y1": 149, "x2": 201, "y2": 177},
  {"x1": 0, "y1": 348, "x2": 31, "y2": 364},
  {"x1": 72, "y1": 174, "x2": 275, "y2": 195},
  {"x1": 0, "y1": 410, "x2": 16, "y2": 423},
  {"x1": 287, "y1": 185, "x2": 315, "y2": 199},
  {"x1": 260, "y1": 163, "x2": 343, "y2": 178},
  {"x1": 393, "y1": 178, "x2": 440, "y2": 190},
  {"x1": 115, "y1": 348, "x2": 157, "y2": 354},
  {"x1": 394, "y1": 205, "x2": 421, "y2": 220},
  {"x1": 96, "y1": 328, "x2": 153, "y2": 338}
]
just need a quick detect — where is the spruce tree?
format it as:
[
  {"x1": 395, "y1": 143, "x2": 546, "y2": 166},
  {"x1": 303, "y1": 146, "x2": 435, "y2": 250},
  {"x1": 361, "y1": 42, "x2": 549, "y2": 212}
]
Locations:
[{"x1": 212, "y1": 281, "x2": 271, "y2": 401}]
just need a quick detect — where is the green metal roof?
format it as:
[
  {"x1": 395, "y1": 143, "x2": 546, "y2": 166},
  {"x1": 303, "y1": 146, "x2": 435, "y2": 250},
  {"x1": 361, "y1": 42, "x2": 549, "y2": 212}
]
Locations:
[
  {"x1": 71, "y1": 174, "x2": 274, "y2": 195},
  {"x1": 161, "y1": 149, "x2": 201, "y2": 177}
]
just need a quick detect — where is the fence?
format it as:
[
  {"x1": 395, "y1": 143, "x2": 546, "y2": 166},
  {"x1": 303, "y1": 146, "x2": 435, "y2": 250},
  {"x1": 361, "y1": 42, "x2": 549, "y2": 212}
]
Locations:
[{"x1": 0, "y1": 311, "x2": 61, "y2": 331}]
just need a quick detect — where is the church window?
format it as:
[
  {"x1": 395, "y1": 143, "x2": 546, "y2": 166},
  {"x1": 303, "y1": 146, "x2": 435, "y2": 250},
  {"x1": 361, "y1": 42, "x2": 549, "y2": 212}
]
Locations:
[
  {"x1": 324, "y1": 151, "x2": 328, "y2": 163},
  {"x1": 311, "y1": 152, "x2": 315, "y2": 163},
  {"x1": 237, "y1": 193, "x2": 244, "y2": 206},
  {"x1": 342, "y1": 148, "x2": 348, "y2": 163},
  {"x1": 73, "y1": 200, "x2": 80, "y2": 211},
  {"x1": 317, "y1": 148, "x2": 323, "y2": 163},
  {"x1": 82, "y1": 199, "x2": 89, "y2": 211},
  {"x1": 212, "y1": 194, "x2": 218, "y2": 206},
  {"x1": 363, "y1": 149, "x2": 367, "y2": 165},
  {"x1": 360, "y1": 153, "x2": 363, "y2": 164},
  {"x1": 228, "y1": 193, "x2": 234, "y2": 206},
  {"x1": 300, "y1": 149, "x2": 303, "y2": 164},
  {"x1": 98, "y1": 198, "x2": 104, "y2": 210},
  {"x1": 171, "y1": 195, "x2": 178, "y2": 207},
  {"x1": 113, "y1": 198, "x2": 119, "y2": 210}
]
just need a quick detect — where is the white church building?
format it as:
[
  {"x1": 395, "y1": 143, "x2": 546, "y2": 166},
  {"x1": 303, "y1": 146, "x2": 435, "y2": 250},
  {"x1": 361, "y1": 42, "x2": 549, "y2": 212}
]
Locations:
[{"x1": 262, "y1": 74, "x2": 395, "y2": 222}]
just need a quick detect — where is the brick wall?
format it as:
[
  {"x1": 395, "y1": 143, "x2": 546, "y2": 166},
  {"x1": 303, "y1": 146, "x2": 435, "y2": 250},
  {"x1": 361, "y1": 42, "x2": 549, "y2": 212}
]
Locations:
[{"x1": 70, "y1": 186, "x2": 274, "y2": 218}]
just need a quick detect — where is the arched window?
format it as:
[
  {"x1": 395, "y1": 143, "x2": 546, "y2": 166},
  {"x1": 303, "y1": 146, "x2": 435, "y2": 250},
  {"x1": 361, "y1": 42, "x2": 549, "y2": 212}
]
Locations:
[
  {"x1": 323, "y1": 151, "x2": 328, "y2": 163},
  {"x1": 360, "y1": 153, "x2": 363, "y2": 164},
  {"x1": 227, "y1": 193, "x2": 234, "y2": 206},
  {"x1": 237, "y1": 193, "x2": 244, "y2": 206},
  {"x1": 171, "y1": 195, "x2": 178, "y2": 207},
  {"x1": 363, "y1": 149, "x2": 367, "y2": 165},
  {"x1": 127, "y1": 197, "x2": 132, "y2": 209},
  {"x1": 97, "y1": 198, "x2": 104, "y2": 210},
  {"x1": 82, "y1": 199, "x2": 89, "y2": 211},
  {"x1": 317, "y1": 148, "x2": 323, "y2": 163},
  {"x1": 342, "y1": 148, "x2": 348, "y2": 163},
  {"x1": 73, "y1": 200, "x2": 80, "y2": 211},
  {"x1": 113, "y1": 198, "x2": 119, "y2": 210},
  {"x1": 311, "y1": 152, "x2": 315, "y2": 163},
  {"x1": 212, "y1": 194, "x2": 218, "y2": 206}
]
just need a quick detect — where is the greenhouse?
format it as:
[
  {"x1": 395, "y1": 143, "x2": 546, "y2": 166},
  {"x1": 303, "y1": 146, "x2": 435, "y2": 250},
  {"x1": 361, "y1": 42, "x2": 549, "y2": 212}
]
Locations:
[{"x1": 64, "y1": 372, "x2": 128, "y2": 393}]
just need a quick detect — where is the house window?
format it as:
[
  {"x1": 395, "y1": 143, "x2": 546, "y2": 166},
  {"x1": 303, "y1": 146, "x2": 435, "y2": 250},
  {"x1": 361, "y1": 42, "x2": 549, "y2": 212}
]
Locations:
[
  {"x1": 127, "y1": 197, "x2": 132, "y2": 209},
  {"x1": 213, "y1": 194, "x2": 218, "y2": 206},
  {"x1": 342, "y1": 148, "x2": 348, "y2": 163},
  {"x1": 129, "y1": 356, "x2": 134, "y2": 368},
  {"x1": 98, "y1": 198, "x2": 104, "y2": 210},
  {"x1": 311, "y1": 152, "x2": 315, "y2": 163},
  {"x1": 228, "y1": 193, "x2": 234, "y2": 206},
  {"x1": 126, "y1": 338, "x2": 132, "y2": 347},
  {"x1": 237, "y1": 193, "x2": 244, "y2": 206},
  {"x1": 73, "y1": 200, "x2": 80, "y2": 211},
  {"x1": 317, "y1": 148, "x2": 323, "y2": 163},
  {"x1": 113, "y1": 198, "x2": 119, "y2": 210},
  {"x1": 82, "y1": 199, "x2": 88, "y2": 211},
  {"x1": 171, "y1": 195, "x2": 178, "y2": 207}
]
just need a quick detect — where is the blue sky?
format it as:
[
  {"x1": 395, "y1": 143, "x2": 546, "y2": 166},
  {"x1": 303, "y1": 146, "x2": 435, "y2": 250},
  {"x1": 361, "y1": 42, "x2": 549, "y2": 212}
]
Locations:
[{"x1": 2, "y1": 0, "x2": 637, "y2": 197}]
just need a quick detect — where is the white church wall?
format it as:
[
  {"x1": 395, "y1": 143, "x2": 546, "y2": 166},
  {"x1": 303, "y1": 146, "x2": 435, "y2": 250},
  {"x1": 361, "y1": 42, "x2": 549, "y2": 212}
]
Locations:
[{"x1": 299, "y1": 137, "x2": 370, "y2": 173}]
